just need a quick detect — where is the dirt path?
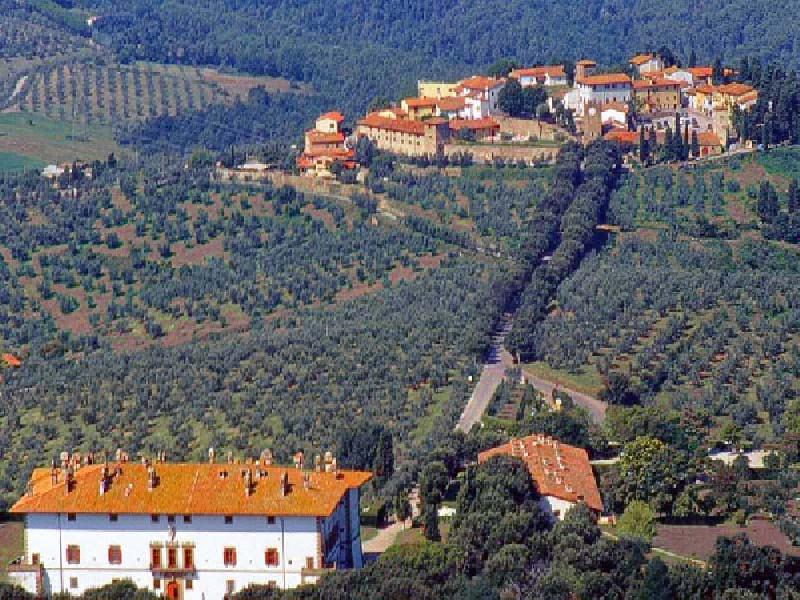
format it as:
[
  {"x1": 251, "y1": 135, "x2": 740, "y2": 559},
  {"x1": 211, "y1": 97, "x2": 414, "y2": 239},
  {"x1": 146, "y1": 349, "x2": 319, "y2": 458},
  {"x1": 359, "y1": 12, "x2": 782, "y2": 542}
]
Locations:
[
  {"x1": 2, "y1": 76, "x2": 27, "y2": 112},
  {"x1": 521, "y1": 369, "x2": 607, "y2": 424},
  {"x1": 362, "y1": 520, "x2": 409, "y2": 556}
]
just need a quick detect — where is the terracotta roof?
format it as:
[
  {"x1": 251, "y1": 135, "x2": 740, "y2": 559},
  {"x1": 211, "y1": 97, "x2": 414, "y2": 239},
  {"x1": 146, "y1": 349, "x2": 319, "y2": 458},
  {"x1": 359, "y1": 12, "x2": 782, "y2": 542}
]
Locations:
[
  {"x1": 510, "y1": 65, "x2": 566, "y2": 79},
  {"x1": 357, "y1": 113, "x2": 427, "y2": 135},
  {"x1": 479, "y1": 435, "x2": 602, "y2": 511},
  {"x1": 318, "y1": 111, "x2": 345, "y2": 122},
  {"x1": 697, "y1": 131, "x2": 722, "y2": 147},
  {"x1": 403, "y1": 97, "x2": 438, "y2": 108},
  {"x1": 632, "y1": 78, "x2": 682, "y2": 90},
  {"x1": 688, "y1": 67, "x2": 713, "y2": 78},
  {"x1": 604, "y1": 129, "x2": 639, "y2": 144},
  {"x1": 377, "y1": 107, "x2": 408, "y2": 119},
  {"x1": 11, "y1": 462, "x2": 371, "y2": 517},
  {"x1": 2, "y1": 353, "x2": 21, "y2": 367},
  {"x1": 737, "y1": 90, "x2": 759, "y2": 104},
  {"x1": 457, "y1": 76, "x2": 505, "y2": 91},
  {"x1": 306, "y1": 130, "x2": 345, "y2": 144},
  {"x1": 630, "y1": 53, "x2": 655, "y2": 66},
  {"x1": 436, "y1": 96, "x2": 467, "y2": 111},
  {"x1": 717, "y1": 82, "x2": 755, "y2": 97},
  {"x1": 695, "y1": 84, "x2": 717, "y2": 94},
  {"x1": 578, "y1": 73, "x2": 631, "y2": 86},
  {"x1": 449, "y1": 117, "x2": 500, "y2": 131}
]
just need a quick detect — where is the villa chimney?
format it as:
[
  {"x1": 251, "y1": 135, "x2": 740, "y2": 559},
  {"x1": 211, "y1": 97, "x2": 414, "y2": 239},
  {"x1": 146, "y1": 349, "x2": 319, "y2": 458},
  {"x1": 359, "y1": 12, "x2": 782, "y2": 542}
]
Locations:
[
  {"x1": 261, "y1": 449, "x2": 273, "y2": 466},
  {"x1": 244, "y1": 470, "x2": 253, "y2": 497},
  {"x1": 314, "y1": 454, "x2": 322, "y2": 473},
  {"x1": 293, "y1": 452, "x2": 304, "y2": 470},
  {"x1": 280, "y1": 472, "x2": 289, "y2": 497},
  {"x1": 208, "y1": 447, "x2": 216, "y2": 464},
  {"x1": 303, "y1": 472, "x2": 311, "y2": 490},
  {"x1": 64, "y1": 465, "x2": 74, "y2": 495},
  {"x1": 227, "y1": 451, "x2": 234, "y2": 464},
  {"x1": 147, "y1": 466, "x2": 157, "y2": 491},
  {"x1": 324, "y1": 451, "x2": 334, "y2": 473}
]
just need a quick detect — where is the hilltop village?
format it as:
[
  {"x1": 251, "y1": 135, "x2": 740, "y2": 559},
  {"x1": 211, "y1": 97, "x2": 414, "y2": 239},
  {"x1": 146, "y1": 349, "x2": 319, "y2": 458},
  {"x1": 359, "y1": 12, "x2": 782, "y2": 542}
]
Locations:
[{"x1": 291, "y1": 53, "x2": 759, "y2": 178}]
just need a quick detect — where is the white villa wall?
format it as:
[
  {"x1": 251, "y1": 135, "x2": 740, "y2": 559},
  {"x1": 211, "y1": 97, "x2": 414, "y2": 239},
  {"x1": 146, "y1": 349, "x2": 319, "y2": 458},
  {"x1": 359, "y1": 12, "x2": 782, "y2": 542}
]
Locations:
[
  {"x1": 538, "y1": 496, "x2": 578, "y2": 521},
  {"x1": 20, "y1": 511, "x2": 351, "y2": 597}
]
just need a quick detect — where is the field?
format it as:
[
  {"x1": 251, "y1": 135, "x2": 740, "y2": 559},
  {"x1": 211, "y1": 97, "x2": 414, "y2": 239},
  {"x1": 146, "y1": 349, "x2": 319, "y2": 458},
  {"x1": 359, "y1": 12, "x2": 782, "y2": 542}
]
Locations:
[
  {"x1": 0, "y1": 112, "x2": 116, "y2": 166},
  {"x1": 654, "y1": 522, "x2": 800, "y2": 562},
  {"x1": 10, "y1": 62, "x2": 310, "y2": 126},
  {"x1": 0, "y1": 150, "x2": 44, "y2": 172}
]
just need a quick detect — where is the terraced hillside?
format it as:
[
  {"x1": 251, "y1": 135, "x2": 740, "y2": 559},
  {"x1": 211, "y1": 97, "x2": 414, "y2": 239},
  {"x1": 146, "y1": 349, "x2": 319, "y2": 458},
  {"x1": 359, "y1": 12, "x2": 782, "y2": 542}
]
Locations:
[{"x1": 10, "y1": 62, "x2": 309, "y2": 125}]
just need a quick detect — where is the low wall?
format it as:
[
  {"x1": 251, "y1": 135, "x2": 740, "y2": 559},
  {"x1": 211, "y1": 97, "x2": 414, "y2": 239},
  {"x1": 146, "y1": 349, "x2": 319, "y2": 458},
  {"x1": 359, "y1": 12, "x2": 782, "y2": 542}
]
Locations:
[
  {"x1": 443, "y1": 143, "x2": 559, "y2": 165},
  {"x1": 494, "y1": 116, "x2": 570, "y2": 141}
]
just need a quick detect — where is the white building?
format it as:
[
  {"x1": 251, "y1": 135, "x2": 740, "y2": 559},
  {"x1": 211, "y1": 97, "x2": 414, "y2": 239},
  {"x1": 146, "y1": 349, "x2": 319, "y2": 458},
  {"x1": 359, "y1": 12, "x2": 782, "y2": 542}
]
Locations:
[
  {"x1": 9, "y1": 452, "x2": 371, "y2": 598},
  {"x1": 455, "y1": 76, "x2": 506, "y2": 119},
  {"x1": 564, "y1": 73, "x2": 632, "y2": 116},
  {"x1": 629, "y1": 54, "x2": 664, "y2": 76},
  {"x1": 509, "y1": 65, "x2": 568, "y2": 88}
]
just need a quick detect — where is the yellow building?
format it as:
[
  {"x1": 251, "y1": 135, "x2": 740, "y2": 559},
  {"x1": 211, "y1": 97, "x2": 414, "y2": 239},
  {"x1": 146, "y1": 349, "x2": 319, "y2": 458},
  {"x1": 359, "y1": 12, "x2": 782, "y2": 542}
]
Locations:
[
  {"x1": 632, "y1": 78, "x2": 681, "y2": 113},
  {"x1": 417, "y1": 80, "x2": 458, "y2": 99}
]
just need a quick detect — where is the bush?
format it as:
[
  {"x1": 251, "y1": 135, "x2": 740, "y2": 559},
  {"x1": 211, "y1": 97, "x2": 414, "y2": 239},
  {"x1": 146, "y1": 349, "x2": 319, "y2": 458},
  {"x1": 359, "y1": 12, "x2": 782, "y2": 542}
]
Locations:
[{"x1": 617, "y1": 500, "x2": 656, "y2": 543}]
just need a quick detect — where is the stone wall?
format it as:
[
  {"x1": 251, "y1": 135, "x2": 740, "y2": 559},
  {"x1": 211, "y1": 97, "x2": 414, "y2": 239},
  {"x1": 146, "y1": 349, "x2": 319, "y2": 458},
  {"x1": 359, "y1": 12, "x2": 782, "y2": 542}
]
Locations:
[{"x1": 443, "y1": 143, "x2": 559, "y2": 165}]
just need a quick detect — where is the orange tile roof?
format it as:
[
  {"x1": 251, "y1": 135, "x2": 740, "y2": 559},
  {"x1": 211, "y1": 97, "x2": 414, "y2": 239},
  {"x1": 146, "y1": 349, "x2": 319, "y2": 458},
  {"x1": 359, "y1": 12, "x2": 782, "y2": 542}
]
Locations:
[
  {"x1": 697, "y1": 131, "x2": 722, "y2": 147},
  {"x1": 717, "y1": 82, "x2": 755, "y2": 97},
  {"x1": 578, "y1": 73, "x2": 631, "y2": 86},
  {"x1": 435, "y1": 96, "x2": 467, "y2": 111},
  {"x1": 357, "y1": 113, "x2": 426, "y2": 135},
  {"x1": 2, "y1": 353, "x2": 21, "y2": 367},
  {"x1": 377, "y1": 107, "x2": 408, "y2": 119},
  {"x1": 510, "y1": 65, "x2": 566, "y2": 79},
  {"x1": 687, "y1": 67, "x2": 713, "y2": 78},
  {"x1": 630, "y1": 53, "x2": 655, "y2": 66},
  {"x1": 695, "y1": 84, "x2": 717, "y2": 94},
  {"x1": 604, "y1": 129, "x2": 639, "y2": 145},
  {"x1": 318, "y1": 111, "x2": 345, "y2": 122},
  {"x1": 449, "y1": 117, "x2": 500, "y2": 131},
  {"x1": 403, "y1": 97, "x2": 438, "y2": 108},
  {"x1": 478, "y1": 435, "x2": 602, "y2": 511},
  {"x1": 11, "y1": 462, "x2": 371, "y2": 517},
  {"x1": 632, "y1": 78, "x2": 682, "y2": 90},
  {"x1": 457, "y1": 76, "x2": 505, "y2": 91},
  {"x1": 306, "y1": 130, "x2": 345, "y2": 144}
]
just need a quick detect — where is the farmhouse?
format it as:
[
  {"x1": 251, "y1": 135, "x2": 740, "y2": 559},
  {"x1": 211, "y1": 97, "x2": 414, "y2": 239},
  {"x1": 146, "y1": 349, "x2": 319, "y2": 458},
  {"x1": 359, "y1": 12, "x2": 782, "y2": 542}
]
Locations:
[
  {"x1": 9, "y1": 451, "x2": 371, "y2": 598},
  {"x1": 297, "y1": 112, "x2": 356, "y2": 177},
  {"x1": 478, "y1": 434, "x2": 603, "y2": 520},
  {"x1": 509, "y1": 65, "x2": 567, "y2": 87},
  {"x1": 400, "y1": 97, "x2": 439, "y2": 121},
  {"x1": 454, "y1": 76, "x2": 506, "y2": 118},
  {"x1": 417, "y1": 80, "x2": 459, "y2": 100}
]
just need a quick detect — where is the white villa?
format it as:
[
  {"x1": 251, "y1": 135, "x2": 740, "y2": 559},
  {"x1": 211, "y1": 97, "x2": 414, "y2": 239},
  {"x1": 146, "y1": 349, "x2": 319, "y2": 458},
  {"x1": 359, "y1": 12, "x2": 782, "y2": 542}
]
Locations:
[
  {"x1": 564, "y1": 73, "x2": 632, "y2": 116},
  {"x1": 9, "y1": 451, "x2": 371, "y2": 598}
]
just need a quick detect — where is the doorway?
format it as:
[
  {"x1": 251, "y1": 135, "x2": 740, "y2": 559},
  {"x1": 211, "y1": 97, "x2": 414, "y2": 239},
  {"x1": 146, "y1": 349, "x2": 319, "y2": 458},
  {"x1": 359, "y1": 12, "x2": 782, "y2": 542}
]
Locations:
[{"x1": 166, "y1": 580, "x2": 180, "y2": 600}]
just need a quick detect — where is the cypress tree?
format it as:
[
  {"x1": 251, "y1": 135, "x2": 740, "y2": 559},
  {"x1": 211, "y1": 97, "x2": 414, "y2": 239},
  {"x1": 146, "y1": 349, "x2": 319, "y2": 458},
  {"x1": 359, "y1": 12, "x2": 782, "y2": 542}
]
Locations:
[
  {"x1": 639, "y1": 127, "x2": 649, "y2": 164},
  {"x1": 691, "y1": 130, "x2": 700, "y2": 158},
  {"x1": 683, "y1": 123, "x2": 690, "y2": 160},
  {"x1": 664, "y1": 126, "x2": 674, "y2": 161},
  {"x1": 788, "y1": 179, "x2": 799, "y2": 214}
]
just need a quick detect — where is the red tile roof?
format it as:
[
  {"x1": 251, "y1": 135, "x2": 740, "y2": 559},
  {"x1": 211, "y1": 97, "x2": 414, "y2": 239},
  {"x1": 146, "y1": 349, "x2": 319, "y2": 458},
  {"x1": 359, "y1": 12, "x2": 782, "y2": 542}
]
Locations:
[
  {"x1": 687, "y1": 67, "x2": 713, "y2": 78},
  {"x1": 2, "y1": 353, "x2": 21, "y2": 367},
  {"x1": 318, "y1": 111, "x2": 345, "y2": 122},
  {"x1": 457, "y1": 76, "x2": 505, "y2": 91},
  {"x1": 697, "y1": 131, "x2": 722, "y2": 147},
  {"x1": 630, "y1": 54, "x2": 655, "y2": 66},
  {"x1": 632, "y1": 78, "x2": 682, "y2": 90},
  {"x1": 403, "y1": 97, "x2": 438, "y2": 108},
  {"x1": 478, "y1": 435, "x2": 602, "y2": 511},
  {"x1": 435, "y1": 96, "x2": 467, "y2": 111},
  {"x1": 12, "y1": 461, "x2": 371, "y2": 517},
  {"x1": 717, "y1": 82, "x2": 756, "y2": 97},
  {"x1": 578, "y1": 73, "x2": 631, "y2": 86},
  {"x1": 604, "y1": 129, "x2": 639, "y2": 145},
  {"x1": 357, "y1": 113, "x2": 427, "y2": 135},
  {"x1": 510, "y1": 65, "x2": 566, "y2": 79},
  {"x1": 306, "y1": 130, "x2": 345, "y2": 144}
]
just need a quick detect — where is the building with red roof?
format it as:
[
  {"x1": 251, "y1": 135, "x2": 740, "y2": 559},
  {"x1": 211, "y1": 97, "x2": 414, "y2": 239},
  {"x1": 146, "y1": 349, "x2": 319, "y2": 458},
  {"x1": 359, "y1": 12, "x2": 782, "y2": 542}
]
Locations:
[
  {"x1": 509, "y1": 65, "x2": 567, "y2": 87},
  {"x1": 478, "y1": 434, "x2": 603, "y2": 520},
  {"x1": 298, "y1": 112, "x2": 356, "y2": 177}
]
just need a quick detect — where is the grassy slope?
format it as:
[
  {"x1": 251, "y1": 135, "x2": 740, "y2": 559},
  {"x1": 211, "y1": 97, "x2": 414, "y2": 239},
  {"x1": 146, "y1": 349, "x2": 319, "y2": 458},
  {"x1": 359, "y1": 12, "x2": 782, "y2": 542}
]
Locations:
[{"x1": 0, "y1": 112, "x2": 117, "y2": 166}]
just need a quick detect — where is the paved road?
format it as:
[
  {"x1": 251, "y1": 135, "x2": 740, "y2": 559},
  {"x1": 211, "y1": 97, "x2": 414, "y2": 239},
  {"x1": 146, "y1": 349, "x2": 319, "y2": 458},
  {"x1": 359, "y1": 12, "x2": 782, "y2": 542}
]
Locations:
[
  {"x1": 456, "y1": 317, "x2": 514, "y2": 432},
  {"x1": 521, "y1": 369, "x2": 607, "y2": 424}
]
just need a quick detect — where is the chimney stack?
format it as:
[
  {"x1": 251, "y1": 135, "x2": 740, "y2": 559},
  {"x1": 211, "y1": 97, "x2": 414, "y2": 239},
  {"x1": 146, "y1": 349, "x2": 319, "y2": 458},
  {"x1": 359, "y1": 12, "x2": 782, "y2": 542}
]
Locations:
[
  {"x1": 280, "y1": 472, "x2": 289, "y2": 497},
  {"x1": 314, "y1": 454, "x2": 322, "y2": 473},
  {"x1": 147, "y1": 466, "x2": 157, "y2": 491},
  {"x1": 208, "y1": 447, "x2": 216, "y2": 464},
  {"x1": 227, "y1": 451, "x2": 234, "y2": 464},
  {"x1": 261, "y1": 449, "x2": 273, "y2": 466},
  {"x1": 293, "y1": 452, "x2": 304, "y2": 470},
  {"x1": 244, "y1": 469, "x2": 253, "y2": 497}
]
